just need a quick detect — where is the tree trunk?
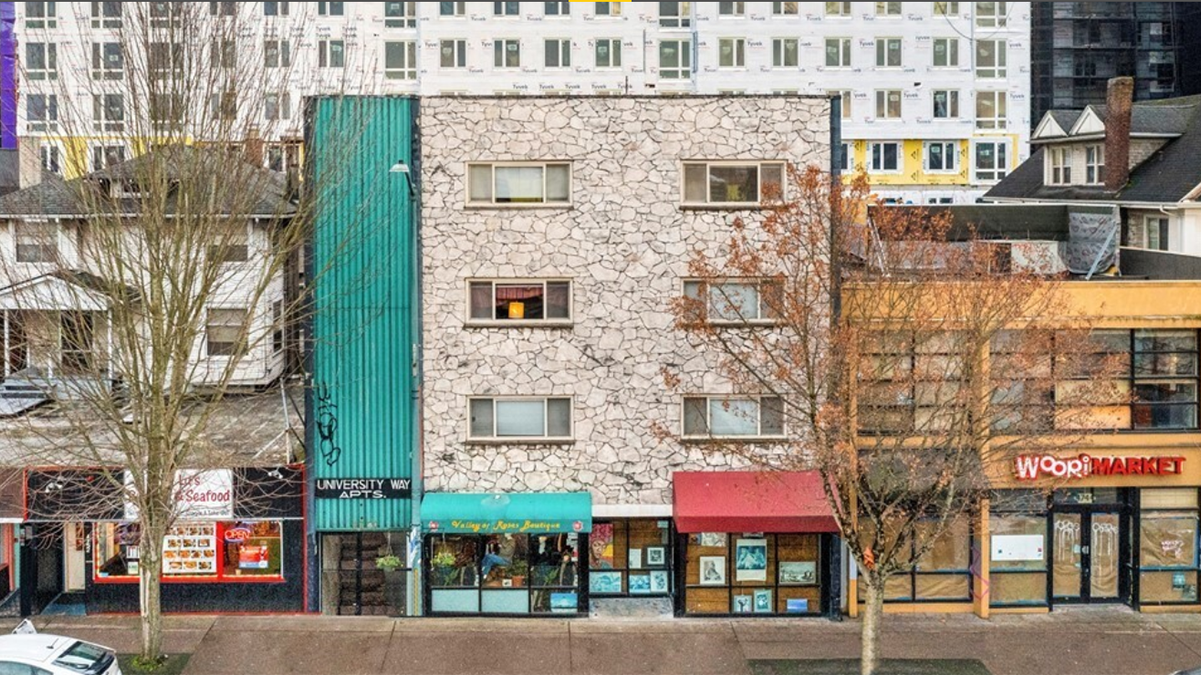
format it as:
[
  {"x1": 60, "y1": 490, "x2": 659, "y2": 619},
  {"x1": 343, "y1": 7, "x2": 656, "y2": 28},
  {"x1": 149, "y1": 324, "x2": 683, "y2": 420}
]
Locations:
[
  {"x1": 860, "y1": 576, "x2": 884, "y2": 675},
  {"x1": 139, "y1": 538, "x2": 164, "y2": 663}
]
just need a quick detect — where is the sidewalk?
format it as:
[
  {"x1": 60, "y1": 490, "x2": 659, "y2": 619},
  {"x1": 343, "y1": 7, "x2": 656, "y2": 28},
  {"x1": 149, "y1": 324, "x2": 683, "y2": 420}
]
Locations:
[{"x1": 6, "y1": 607, "x2": 1201, "y2": 675}]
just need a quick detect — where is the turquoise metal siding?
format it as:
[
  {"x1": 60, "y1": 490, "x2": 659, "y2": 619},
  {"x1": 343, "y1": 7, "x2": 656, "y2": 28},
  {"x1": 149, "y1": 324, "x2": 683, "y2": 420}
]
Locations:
[{"x1": 308, "y1": 97, "x2": 417, "y2": 531}]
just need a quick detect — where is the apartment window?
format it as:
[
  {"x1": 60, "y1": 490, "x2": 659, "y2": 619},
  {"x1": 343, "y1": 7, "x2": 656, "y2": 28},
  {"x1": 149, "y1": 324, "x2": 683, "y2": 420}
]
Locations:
[
  {"x1": 209, "y1": 2, "x2": 236, "y2": 16},
  {"x1": 90, "y1": 144, "x2": 125, "y2": 171},
  {"x1": 25, "y1": 44, "x2": 55, "y2": 84},
  {"x1": 318, "y1": 2, "x2": 344, "y2": 16},
  {"x1": 209, "y1": 91, "x2": 238, "y2": 121},
  {"x1": 976, "y1": 91, "x2": 1007, "y2": 130},
  {"x1": 875, "y1": 90, "x2": 901, "y2": 119},
  {"x1": 773, "y1": 2, "x2": 798, "y2": 14},
  {"x1": 545, "y1": 39, "x2": 571, "y2": 69},
  {"x1": 385, "y1": 41, "x2": 418, "y2": 79},
  {"x1": 212, "y1": 39, "x2": 236, "y2": 69},
  {"x1": 973, "y1": 140, "x2": 1008, "y2": 182},
  {"x1": 876, "y1": 2, "x2": 902, "y2": 15},
  {"x1": 264, "y1": 2, "x2": 289, "y2": 16},
  {"x1": 1086, "y1": 145, "x2": 1105, "y2": 185},
  {"x1": 26, "y1": 2, "x2": 57, "y2": 29},
  {"x1": 933, "y1": 38, "x2": 959, "y2": 67},
  {"x1": 976, "y1": 1, "x2": 1007, "y2": 28},
  {"x1": 659, "y1": 39, "x2": 692, "y2": 79},
  {"x1": 319, "y1": 40, "x2": 345, "y2": 68},
  {"x1": 91, "y1": 43, "x2": 123, "y2": 80},
  {"x1": 976, "y1": 39, "x2": 1007, "y2": 78},
  {"x1": 596, "y1": 39, "x2": 622, "y2": 68},
  {"x1": 469, "y1": 397, "x2": 573, "y2": 441},
  {"x1": 858, "y1": 331, "x2": 966, "y2": 434},
  {"x1": 825, "y1": 38, "x2": 851, "y2": 68},
  {"x1": 835, "y1": 142, "x2": 853, "y2": 173},
  {"x1": 149, "y1": 2, "x2": 179, "y2": 27},
  {"x1": 492, "y1": 39, "x2": 521, "y2": 68},
  {"x1": 825, "y1": 1, "x2": 851, "y2": 16},
  {"x1": 830, "y1": 90, "x2": 851, "y2": 118},
  {"x1": 1132, "y1": 331, "x2": 1197, "y2": 429},
  {"x1": 881, "y1": 518, "x2": 972, "y2": 603},
  {"x1": 206, "y1": 309, "x2": 248, "y2": 357},
  {"x1": 149, "y1": 92, "x2": 183, "y2": 124},
  {"x1": 90, "y1": 1, "x2": 121, "y2": 28},
  {"x1": 934, "y1": 2, "x2": 959, "y2": 15},
  {"x1": 682, "y1": 396, "x2": 784, "y2": 438},
  {"x1": 468, "y1": 162, "x2": 570, "y2": 205},
  {"x1": 149, "y1": 42, "x2": 183, "y2": 79},
  {"x1": 440, "y1": 39, "x2": 467, "y2": 68},
  {"x1": 266, "y1": 142, "x2": 301, "y2": 173},
  {"x1": 719, "y1": 38, "x2": 745, "y2": 68},
  {"x1": 265, "y1": 40, "x2": 291, "y2": 68},
  {"x1": 441, "y1": 2, "x2": 465, "y2": 16},
  {"x1": 384, "y1": 2, "x2": 417, "y2": 27},
  {"x1": 264, "y1": 93, "x2": 291, "y2": 121},
  {"x1": 682, "y1": 161, "x2": 784, "y2": 205},
  {"x1": 869, "y1": 142, "x2": 901, "y2": 173},
  {"x1": 925, "y1": 142, "x2": 958, "y2": 172},
  {"x1": 40, "y1": 143, "x2": 62, "y2": 175},
  {"x1": 772, "y1": 39, "x2": 798, "y2": 68},
  {"x1": 209, "y1": 226, "x2": 249, "y2": 264},
  {"x1": 1131, "y1": 216, "x2": 1170, "y2": 252},
  {"x1": 26, "y1": 94, "x2": 57, "y2": 132},
  {"x1": 544, "y1": 1, "x2": 569, "y2": 14},
  {"x1": 272, "y1": 302, "x2": 284, "y2": 354},
  {"x1": 92, "y1": 94, "x2": 124, "y2": 132},
  {"x1": 683, "y1": 280, "x2": 781, "y2": 324},
  {"x1": 876, "y1": 38, "x2": 902, "y2": 67},
  {"x1": 469, "y1": 280, "x2": 571, "y2": 322},
  {"x1": 1048, "y1": 147, "x2": 1071, "y2": 185},
  {"x1": 595, "y1": 2, "x2": 622, "y2": 15},
  {"x1": 718, "y1": 2, "x2": 744, "y2": 16},
  {"x1": 494, "y1": 2, "x2": 519, "y2": 16},
  {"x1": 924, "y1": 90, "x2": 960, "y2": 122},
  {"x1": 659, "y1": 2, "x2": 691, "y2": 28},
  {"x1": 14, "y1": 221, "x2": 57, "y2": 264}
]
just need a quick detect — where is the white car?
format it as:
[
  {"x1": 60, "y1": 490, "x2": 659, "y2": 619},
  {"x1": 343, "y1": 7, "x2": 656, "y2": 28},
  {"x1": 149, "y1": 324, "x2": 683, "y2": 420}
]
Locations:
[{"x1": 0, "y1": 634, "x2": 121, "y2": 675}]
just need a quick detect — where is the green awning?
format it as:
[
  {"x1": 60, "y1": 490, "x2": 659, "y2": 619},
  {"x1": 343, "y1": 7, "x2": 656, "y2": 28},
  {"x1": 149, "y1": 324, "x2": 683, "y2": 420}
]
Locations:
[{"x1": 421, "y1": 492, "x2": 592, "y2": 535}]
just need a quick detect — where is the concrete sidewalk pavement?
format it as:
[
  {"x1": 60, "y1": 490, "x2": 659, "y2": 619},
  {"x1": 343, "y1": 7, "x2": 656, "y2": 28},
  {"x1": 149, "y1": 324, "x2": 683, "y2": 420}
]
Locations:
[{"x1": 5, "y1": 608, "x2": 1201, "y2": 675}]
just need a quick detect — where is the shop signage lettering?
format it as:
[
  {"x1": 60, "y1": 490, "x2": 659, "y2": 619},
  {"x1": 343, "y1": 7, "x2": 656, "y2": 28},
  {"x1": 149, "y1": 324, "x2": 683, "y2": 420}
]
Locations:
[
  {"x1": 428, "y1": 519, "x2": 571, "y2": 534},
  {"x1": 314, "y1": 478, "x2": 411, "y2": 500},
  {"x1": 124, "y1": 469, "x2": 233, "y2": 520},
  {"x1": 1014, "y1": 454, "x2": 1187, "y2": 481}
]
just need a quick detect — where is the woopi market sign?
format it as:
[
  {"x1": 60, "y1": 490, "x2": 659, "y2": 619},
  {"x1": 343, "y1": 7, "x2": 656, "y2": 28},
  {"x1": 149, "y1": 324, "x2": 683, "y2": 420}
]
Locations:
[{"x1": 1015, "y1": 454, "x2": 1186, "y2": 481}]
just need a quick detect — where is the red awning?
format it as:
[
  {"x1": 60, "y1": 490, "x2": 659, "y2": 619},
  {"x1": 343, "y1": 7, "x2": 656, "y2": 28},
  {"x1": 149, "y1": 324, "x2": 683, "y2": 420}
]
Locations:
[{"x1": 672, "y1": 471, "x2": 838, "y2": 534}]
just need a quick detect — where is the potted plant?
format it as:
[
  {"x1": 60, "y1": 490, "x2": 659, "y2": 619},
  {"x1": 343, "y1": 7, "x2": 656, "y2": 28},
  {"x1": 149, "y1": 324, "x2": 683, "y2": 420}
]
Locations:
[
  {"x1": 375, "y1": 555, "x2": 405, "y2": 617},
  {"x1": 508, "y1": 559, "x2": 528, "y2": 587},
  {"x1": 430, "y1": 551, "x2": 458, "y2": 587}
]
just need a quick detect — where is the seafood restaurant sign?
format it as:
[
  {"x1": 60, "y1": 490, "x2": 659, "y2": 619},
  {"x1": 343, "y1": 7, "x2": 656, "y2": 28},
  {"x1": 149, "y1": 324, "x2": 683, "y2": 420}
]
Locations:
[
  {"x1": 125, "y1": 469, "x2": 234, "y2": 520},
  {"x1": 1015, "y1": 454, "x2": 1187, "y2": 481}
]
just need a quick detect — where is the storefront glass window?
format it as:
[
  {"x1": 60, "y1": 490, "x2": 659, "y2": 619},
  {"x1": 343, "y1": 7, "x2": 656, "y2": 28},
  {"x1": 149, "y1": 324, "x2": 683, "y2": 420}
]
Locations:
[
  {"x1": 428, "y1": 532, "x2": 583, "y2": 615},
  {"x1": 1139, "y1": 489, "x2": 1200, "y2": 604},
  {"x1": 588, "y1": 520, "x2": 672, "y2": 596},
  {"x1": 530, "y1": 533, "x2": 578, "y2": 614},
  {"x1": 684, "y1": 533, "x2": 822, "y2": 615},
  {"x1": 870, "y1": 517, "x2": 971, "y2": 603},
  {"x1": 989, "y1": 512, "x2": 1049, "y2": 607},
  {"x1": 94, "y1": 521, "x2": 284, "y2": 582}
]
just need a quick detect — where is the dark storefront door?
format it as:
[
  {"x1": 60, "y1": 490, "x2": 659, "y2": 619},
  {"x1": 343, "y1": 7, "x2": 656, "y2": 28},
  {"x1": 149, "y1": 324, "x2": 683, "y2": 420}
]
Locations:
[
  {"x1": 321, "y1": 533, "x2": 406, "y2": 616},
  {"x1": 1052, "y1": 509, "x2": 1123, "y2": 604}
]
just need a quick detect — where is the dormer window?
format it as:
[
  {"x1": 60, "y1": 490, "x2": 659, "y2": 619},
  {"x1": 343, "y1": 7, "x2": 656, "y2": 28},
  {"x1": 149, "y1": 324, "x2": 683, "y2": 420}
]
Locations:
[
  {"x1": 113, "y1": 179, "x2": 143, "y2": 199},
  {"x1": 1085, "y1": 145, "x2": 1104, "y2": 185},
  {"x1": 1049, "y1": 147, "x2": 1071, "y2": 185}
]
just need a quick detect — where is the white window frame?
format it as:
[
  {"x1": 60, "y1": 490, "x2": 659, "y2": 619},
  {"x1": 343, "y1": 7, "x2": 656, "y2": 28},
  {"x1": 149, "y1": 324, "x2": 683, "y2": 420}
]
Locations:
[
  {"x1": 595, "y1": 38, "x2": 622, "y2": 69},
  {"x1": 659, "y1": 1, "x2": 691, "y2": 28},
  {"x1": 1048, "y1": 147, "x2": 1071, "y2": 185},
  {"x1": 1132, "y1": 216, "x2": 1170, "y2": 251},
  {"x1": 658, "y1": 39, "x2": 692, "y2": 79},
  {"x1": 1086, "y1": 144, "x2": 1105, "y2": 185},
  {"x1": 26, "y1": 42, "x2": 57, "y2": 81},
  {"x1": 92, "y1": 93, "x2": 124, "y2": 133},
  {"x1": 544, "y1": 1, "x2": 570, "y2": 16},
  {"x1": 263, "y1": 2, "x2": 290, "y2": 16},
  {"x1": 494, "y1": 38, "x2": 521, "y2": 68},
  {"x1": 317, "y1": 1, "x2": 344, "y2": 16},
  {"x1": 467, "y1": 279, "x2": 573, "y2": 325},
  {"x1": 933, "y1": 89, "x2": 959, "y2": 119},
  {"x1": 976, "y1": 90, "x2": 1007, "y2": 130},
  {"x1": 972, "y1": 139, "x2": 1009, "y2": 183},
  {"x1": 265, "y1": 39, "x2": 291, "y2": 69},
  {"x1": 876, "y1": 38, "x2": 902, "y2": 68},
  {"x1": 205, "y1": 307, "x2": 249, "y2": 358},
  {"x1": 468, "y1": 396, "x2": 574, "y2": 442},
  {"x1": 440, "y1": 39, "x2": 467, "y2": 69},
  {"x1": 40, "y1": 141, "x2": 65, "y2": 175},
  {"x1": 876, "y1": 2, "x2": 902, "y2": 16},
  {"x1": 594, "y1": 2, "x2": 622, "y2": 16},
  {"x1": 493, "y1": 1, "x2": 519, "y2": 17},
  {"x1": 318, "y1": 39, "x2": 345, "y2": 68},
  {"x1": 975, "y1": 1, "x2": 1007, "y2": 28},
  {"x1": 90, "y1": 1, "x2": 121, "y2": 28},
  {"x1": 924, "y1": 141, "x2": 958, "y2": 173},
  {"x1": 91, "y1": 42, "x2": 123, "y2": 80},
  {"x1": 384, "y1": 40, "x2": 418, "y2": 80},
  {"x1": 26, "y1": 93, "x2": 58, "y2": 133},
  {"x1": 26, "y1": 2, "x2": 58, "y2": 29},
  {"x1": 772, "y1": 38, "x2": 798, "y2": 68},
  {"x1": 976, "y1": 39, "x2": 1007, "y2": 79},
  {"x1": 88, "y1": 143, "x2": 126, "y2": 172},
  {"x1": 208, "y1": 224, "x2": 250, "y2": 264},
  {"x1": 718, "y1": 38, "x2": 746, "y2": 69},
  {"x1": 836, "y1": 141, "x2": 854, "y2": 173},
  {"x1": 544, "y1": 38, "x2": 571, "y2": 69},
  {"x1": 932, "y1": 37, "x2": 959, "y2": 68},
  {"x1": 682, "y1": 396, "x2": 786, "y2": 439},
  {"x1": 829, "y1": 90, "x2": 852, "y2": 119},
  {"x1": 384, "y1": 1, "x2": 417, "y2": 28},
  {"x1": 466, "y1": 162, "x2": 572, "y2": 207},
  {"x1": 440, "y1": 2, "x2": 466, "y2": 17},
  {"x1": 825, "y1": 1, "x2": 851, "y2": 17},
  {"x1": 681, "y1": 161, "x2": 786, "y2": 207},
  {"x1": 264, "y1": 92, "x2": 291, "y2": 121},
  {"x1": 825, "y1": 37, "x2": 851, "y2": 68},
  {"x1": 13, "y1": 219, "x2": 58, "y2": 265},
  {"x1": 934, "y1": 2, "x2": 960, "y2": 16},
  {"x1": 869, "y1": 142, "x2": 902, "y2": 174},
  {"x1": 718, "y1": 1, "x2": 744, "y2": 16},
  {"x1": 683, "y1": 279, "x2": 781, "y2": 325},
  {"x1": 773, "y1": 2, "x2": 798, "y2": 15},
  {"x1": 875, "y1": 90, "x2": 902, "y2": 119}
]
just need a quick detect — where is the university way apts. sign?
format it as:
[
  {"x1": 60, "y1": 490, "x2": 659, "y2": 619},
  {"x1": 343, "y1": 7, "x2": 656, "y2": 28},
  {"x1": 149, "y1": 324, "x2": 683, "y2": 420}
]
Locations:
[{"x1": 314, "y1": 478, "x2": 412, "y2": 500}]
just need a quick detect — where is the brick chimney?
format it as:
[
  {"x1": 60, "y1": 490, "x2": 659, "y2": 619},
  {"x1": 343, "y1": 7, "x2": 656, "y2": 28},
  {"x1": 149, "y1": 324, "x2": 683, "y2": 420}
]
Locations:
[
  {"x1": 17, "y1": 137, "x2": 43, "y2": 189},
  {"x1": 1104, "y1": 76, "x2": 1134, "y2": 192}
]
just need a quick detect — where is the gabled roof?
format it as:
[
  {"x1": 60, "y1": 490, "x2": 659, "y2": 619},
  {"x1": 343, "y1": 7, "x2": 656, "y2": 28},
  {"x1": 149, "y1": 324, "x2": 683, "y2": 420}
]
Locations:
[{"x1": 0, "y1": 272, "x2": 112, "y2": 312}]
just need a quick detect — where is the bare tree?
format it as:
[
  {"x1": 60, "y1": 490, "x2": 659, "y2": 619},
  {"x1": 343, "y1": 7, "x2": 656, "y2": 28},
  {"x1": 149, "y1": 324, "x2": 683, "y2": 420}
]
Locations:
[{"x1": 662, "y1": 166, "x2": 1119, "y2": 675}]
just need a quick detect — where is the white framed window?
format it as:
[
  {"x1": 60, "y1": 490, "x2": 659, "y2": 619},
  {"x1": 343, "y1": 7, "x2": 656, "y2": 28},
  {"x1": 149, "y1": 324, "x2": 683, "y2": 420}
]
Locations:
[
  {"x1": 684, "y1": 279, "x2": 782, "y2": 325},
  {"x1": 718, "y1": 1, "x2": 744, "y2": 16},
  {"x1": 150, "y1": 92, "x2": 183, "y2": 125},
  {"x1": 545, "y1": 1, "x2": 569, "y2": 15},
  {"x1": 976, "y1": 1, "x2": 1007, "y2": 28},
  {"x1": 1131, "y1": 216, "x2": 1169, "y2": 251},
  {"x1": 773, "y1": 2, "x2": 798, "y2": 15},
  {"x1": 1048, "y1": 147, "x2": 1071, "y2": 185},
  {"x1": 596, "y1": 39, "x2": 622, "y2": 68},
  {"x1": 26, "y1": 2, "x2": 58, "y2": 29},
  {"x1": 469, "y1": 397, "x2": 573, "y2": 441},
  {"x1": 14, "y1": 220, "x2": 57, "y2": 264},
  {"x1": 384, "y1": 1, "x2": 417, "y2": 28},
  {"x1": 829, "y1": 90, "x2": 852, "y2": 118},
  {"x1": 208, "y1": 225, "x2": 249, "y2": 264},
  {"x1": 272, "y1": 301, "x2": 284, "y2": 354},
  {"x1": 682, "y1": 161, "x2": 785, "y2": 206},
  {"x1": 318, "y1": 40, "x2": 345, "y2": 68},
  {"x1": 90, "y1": 1, "x2": 121, "y2": 28},
  {"x1": 933, "y1": 38, "x2": 959, "y2": 67},
  {"x1": 976, "y1": 39, "x2": 1007, "y2": 79},
  {"x1": 209, "y1": 2, "x2": 236, "y2": 16},
  {"x1": 264, "y1": 92, "x2": 291, "y2": 121},
  {"x1": 976, "y1": 91, "x2": 1007, "y2": 130},
  {"x1": 719, "y1": 38, "x2": 745, "y2": 68},
  {"x1": 494, "y1": 1, "x2": 519, "y2": 16},
  {"x1": 40, "y1": 142, "x2": 64, "y2": 175},
  {"x1": 933, "y1": 90, "x2": 959, "y2": 118},
  {"x1": 212, "y1": 39, "x2": 236, "y2": 69},
  {"x1": 26, "y1": 43, "x2": 57, "y2": 81},
  {"x1": 876, "y1": 2, "x2": 902, "y2": 15},
  {"x1": 659, "y1": 39, "x2": 692, "y2": 79},
  {"x1": 494, "y1": 39, "x2": 521, "y2": 68},
  {"x1": 772, "y1": 38, "x2": 798, "y2": 68},
  {"x1": 440, "y1": 39, "x2": 467, "y2": 68},
  {"x1": 91, "y1": 42, "x2": 123, "y2": 80},
  {"x1": 836, "y1": 142, "x2": 854, "y2": 173},
  {"x1": 385, "y1": 41, "x2": 418, "y2": 79},
  {"x1": 265, "y1": 39, "x2": 291, "y2": 68},
  {"x1": 263, "y1": 2, "x2": 289, "y2": 16},
  {"x1": 595, "y1": 2, "x2": 622, "y2": 16},
  {"x1": 206, "y1": 308, "x2": 248, "y2": 357},
  {"x1": 26, "y1": 94, "x2": 58, "y2": 132},
  {"x1": 89, "y1": 144, "x2": 126, "y2": 171},
  {"x1": 467, "y1": 162, "x2": 571, "y2": 206},
  {"x1": 660, "y1": 1, "x2": 691, "y2": 27},
  {"x1": 825, "y1": 38, "x2": 851, "y2": 68},
  {"x1": 468, "y1": 280, "x2": 571, "y2": 323},
  {"x1": 924, "y1": 141, "x2": 958, "y2": 173},
  {"x1": 209, "y1": 90, "x2": 237, "y2": 121},
  {"x1": 150, "y1": 42, "x2": 184, "y2": 78},
  {"x1": 876, "y1": 38, "x2": 902, "y2": 67},
  {"x1": 682, "y1": 396, "x2": 785, "y2": 439},
  {"x1": 875, "y1": 90, "x2": 902, "y2": 119},
  {"x1": 545, "y1": 38, "x2": 571, "y2": 69},
  {"x1": 934, "y1": 2, "x2": 960, "y2": 15},
  {"x1": 869, "y1": 142, "x2": 902, "y2": 173},
  {"x1": 92, "y1": 94, "x2": 124, "y2": 132},
  {"x1": 825, "y1": 1, "x2": 851, "y2": 16},
  {"x1": 318, "y1": 1, "x2": 344, "y2": 16},
  {"x1": 1086, "y1": 145, "x2": 1105, "y2": 185},
  {"x1": 440, "y1": 2, "x2": 465, "y2": 16},
  {"x1": 973, "y1": 140, "x2": 1009, "y2": 183}
]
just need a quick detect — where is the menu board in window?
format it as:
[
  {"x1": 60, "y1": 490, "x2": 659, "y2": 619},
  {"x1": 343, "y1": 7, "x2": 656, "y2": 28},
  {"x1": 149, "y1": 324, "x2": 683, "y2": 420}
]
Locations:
[{"x1": 163, "y1": 523, "x2": 217, "y2": 576}]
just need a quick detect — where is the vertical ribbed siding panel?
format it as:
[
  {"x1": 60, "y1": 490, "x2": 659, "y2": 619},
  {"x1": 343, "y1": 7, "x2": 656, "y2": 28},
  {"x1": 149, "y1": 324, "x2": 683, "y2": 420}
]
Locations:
[{"x1": 309, "y1": 97, "x2": 416, "y2": 531}]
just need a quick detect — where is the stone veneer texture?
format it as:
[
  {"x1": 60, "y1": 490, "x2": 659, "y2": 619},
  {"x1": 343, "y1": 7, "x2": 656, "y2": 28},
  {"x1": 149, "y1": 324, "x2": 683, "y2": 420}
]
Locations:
[{"x1": 421, "y1": 95, "x2": 831, "y2": 506}]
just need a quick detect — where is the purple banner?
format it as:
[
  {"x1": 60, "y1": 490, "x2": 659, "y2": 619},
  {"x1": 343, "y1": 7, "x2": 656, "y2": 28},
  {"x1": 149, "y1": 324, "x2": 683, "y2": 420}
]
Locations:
[{"x1": 0, "y1": 2, "x2": 15, "y2": 150}]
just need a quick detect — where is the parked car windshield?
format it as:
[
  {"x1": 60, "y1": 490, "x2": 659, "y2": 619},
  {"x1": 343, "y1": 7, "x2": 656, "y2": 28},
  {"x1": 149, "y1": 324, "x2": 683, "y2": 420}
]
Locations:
[{"x1": 52, "y1": 642, "x2": 107, "y2": 673}]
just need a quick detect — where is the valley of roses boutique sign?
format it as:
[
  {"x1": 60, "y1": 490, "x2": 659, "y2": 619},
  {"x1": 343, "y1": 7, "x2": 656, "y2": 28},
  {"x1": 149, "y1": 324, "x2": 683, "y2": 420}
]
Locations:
[{"x1": 1015, "y1": 453, "x2": 1187, "y2": 481}]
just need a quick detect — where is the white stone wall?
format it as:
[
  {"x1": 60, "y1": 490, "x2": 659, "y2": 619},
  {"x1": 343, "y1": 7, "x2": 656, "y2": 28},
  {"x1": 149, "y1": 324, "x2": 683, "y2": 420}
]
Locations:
[{"x1": 420, "y1": 95, "x2": 830, "y2": 507}]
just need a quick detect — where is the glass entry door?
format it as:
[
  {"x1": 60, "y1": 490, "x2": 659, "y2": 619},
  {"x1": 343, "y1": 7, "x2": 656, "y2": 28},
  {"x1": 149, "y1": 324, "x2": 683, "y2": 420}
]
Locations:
[{"x1": 1052, "y1": 510, "x2": 1122, "y2": 603}]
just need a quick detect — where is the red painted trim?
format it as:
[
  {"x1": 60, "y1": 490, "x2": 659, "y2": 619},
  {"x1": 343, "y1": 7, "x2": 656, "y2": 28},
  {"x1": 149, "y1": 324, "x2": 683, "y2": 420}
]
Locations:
[
  {"x1": 92, "y1": 520, "x2": 287, "y2": 584},
  {"x1": 88, "y1": 611, "x2": 312, "y2": 616},
  {"x1": 92, "y1": 576, "x2": 286, "y2": 585}
]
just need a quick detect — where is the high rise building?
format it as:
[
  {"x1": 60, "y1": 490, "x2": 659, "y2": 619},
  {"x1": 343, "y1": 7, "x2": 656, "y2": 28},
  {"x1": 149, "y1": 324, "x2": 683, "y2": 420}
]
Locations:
[{"x1": 15, "y1": 1, "x2": 1032, "y2": 204}]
